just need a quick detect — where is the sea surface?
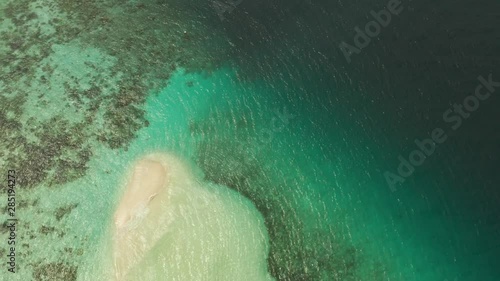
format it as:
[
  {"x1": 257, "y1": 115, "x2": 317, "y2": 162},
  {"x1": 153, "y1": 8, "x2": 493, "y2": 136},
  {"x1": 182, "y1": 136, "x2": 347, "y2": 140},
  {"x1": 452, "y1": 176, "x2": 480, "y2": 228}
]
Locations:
[{"x1": 0, "y1": 0, "x2": 499, "y2": 280}]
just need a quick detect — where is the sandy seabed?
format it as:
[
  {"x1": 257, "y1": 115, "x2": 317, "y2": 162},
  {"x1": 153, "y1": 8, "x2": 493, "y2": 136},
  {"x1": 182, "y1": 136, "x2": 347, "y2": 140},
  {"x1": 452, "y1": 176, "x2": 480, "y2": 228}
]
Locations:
[{"x1": 92, "y1": 152, "x2": 274, "y2": 281}]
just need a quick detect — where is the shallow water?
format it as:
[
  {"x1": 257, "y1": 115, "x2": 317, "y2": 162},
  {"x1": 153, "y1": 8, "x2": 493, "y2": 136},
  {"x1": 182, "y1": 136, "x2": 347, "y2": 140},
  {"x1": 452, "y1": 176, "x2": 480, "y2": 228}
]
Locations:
[{"x1": 1, "y1": 0, "x2": 500, "y2": 280}]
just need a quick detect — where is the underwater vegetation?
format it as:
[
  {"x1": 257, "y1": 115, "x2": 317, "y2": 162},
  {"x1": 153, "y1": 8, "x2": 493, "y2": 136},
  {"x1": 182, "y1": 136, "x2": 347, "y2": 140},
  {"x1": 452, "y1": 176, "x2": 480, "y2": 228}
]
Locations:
[
  {"x1": 1, "y1": 0, "x2": 233, "y2": 278},
  {"x1": 0, "y1": 0, "x2": 231, "y2": 189},
  {"x1": 193, "y1": 111, "x2": 389, "y2": 280}
]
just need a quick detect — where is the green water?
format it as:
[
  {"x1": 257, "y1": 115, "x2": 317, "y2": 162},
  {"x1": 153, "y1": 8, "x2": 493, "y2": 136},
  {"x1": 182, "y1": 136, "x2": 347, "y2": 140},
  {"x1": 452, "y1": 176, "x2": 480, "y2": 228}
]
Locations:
[{"x1": 1, "y1": 0, "x2": 500, "y2": 280}]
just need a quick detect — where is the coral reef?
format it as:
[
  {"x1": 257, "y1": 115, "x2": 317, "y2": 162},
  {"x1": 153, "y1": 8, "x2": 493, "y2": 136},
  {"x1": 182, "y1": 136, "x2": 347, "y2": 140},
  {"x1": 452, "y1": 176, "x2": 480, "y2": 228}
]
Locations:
[
  {"x1": 0, "y1": 1, "x2": 232, "y2": 279},
  {"x1": 0, "y1": 0, "x2": 231, "y2": 190},
  {"x1": 32, "y1": 262, "x2": 78, "y2": 281},
  {"x1": 54, "y1": 203, "x2": 78, "y2": 221},
  {"x1": 193, "y1": 114, "x2": 387, "y2": 280}
]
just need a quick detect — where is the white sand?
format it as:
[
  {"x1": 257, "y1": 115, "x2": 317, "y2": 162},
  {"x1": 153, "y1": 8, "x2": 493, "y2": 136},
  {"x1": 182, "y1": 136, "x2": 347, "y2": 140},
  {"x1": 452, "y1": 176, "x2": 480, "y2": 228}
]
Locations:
[
  {"x1": 113, "y1": 158, "x2": 167, "y2": 229},
  {"x1": 107, "y1": 153, "x2": 274, "y2": 281}
]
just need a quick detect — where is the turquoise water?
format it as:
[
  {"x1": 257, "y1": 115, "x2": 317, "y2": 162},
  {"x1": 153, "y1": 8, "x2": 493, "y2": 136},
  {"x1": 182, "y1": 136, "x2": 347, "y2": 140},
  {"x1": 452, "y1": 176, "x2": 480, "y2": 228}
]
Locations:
[{"x1": 1, "y1": 0, "x2": 500, "y2": 280}]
